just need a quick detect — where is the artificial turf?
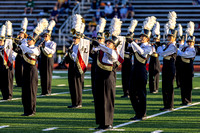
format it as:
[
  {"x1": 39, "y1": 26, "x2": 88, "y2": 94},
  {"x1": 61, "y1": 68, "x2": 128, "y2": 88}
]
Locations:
[{"x1": 0, "y1": 70, "x2": 200, "y2": 133}]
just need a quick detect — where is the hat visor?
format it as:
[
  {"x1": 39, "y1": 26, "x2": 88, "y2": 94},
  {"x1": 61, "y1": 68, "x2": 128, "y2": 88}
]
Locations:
[
  {"x1": 28, "y1": 36, "x2": 36, "y2": 42},
  {"x1": 140, "y1": 33, "x2": 149, "y2": 38},
  {"x1": 105, "y1": 39, "x2": 115, "y2": 44}
]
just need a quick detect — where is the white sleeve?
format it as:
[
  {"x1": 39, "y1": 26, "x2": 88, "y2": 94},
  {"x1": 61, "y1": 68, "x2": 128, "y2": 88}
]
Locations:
[
  {"x1": 130, "y1": 42, "x2": 152, "y2": 55},
  {"x1": 44, "y1": 42, "x2": 57, "y2": 54},
  {"x1": 20, "y1": 43, "x2": 40, "y2": 56},
  {"x1": 99, "y1": 44, "x2": 118, "y2": 60},
  {"x1": 158, "y1": 45, "x2": 176, "y2": 57},
  {"x1": 179, "y1": 48, "x2": 196, "y2": 58}
]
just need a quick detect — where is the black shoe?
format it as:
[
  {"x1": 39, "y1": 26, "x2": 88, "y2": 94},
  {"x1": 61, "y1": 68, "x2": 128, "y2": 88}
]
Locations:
[
  {"x1": 95, "y1": 125, "x2": 104, "y2": 130},
  {"x1": 160, "y1": 108, "x2": 174, "y2": 111},
  {"x1": 180, "y1": 103, "x2": 192, "y2": 106},
  {"x1": 103, "y1": 125, "x2": 113, "y2": 130},
  {"x1": 130, "y1": 116, "x2": 146, "y2": 120},
  {"x1": 121, "y1": 95, "x2": 130, "y2": 98},
  {"x1": 21, "y1": 113, "x2": 28, "y2": 116},
  {"x1": 21, "y1": 113, "x2": 35, "y2": 116}
]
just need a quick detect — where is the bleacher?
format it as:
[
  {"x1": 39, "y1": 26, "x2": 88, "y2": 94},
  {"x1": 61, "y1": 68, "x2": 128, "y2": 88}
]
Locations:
[
  {"x1": 83, "y1": 0, "x2": 200, "y2": 44},
  {"x1": 0, "y1": 0, "x2": 78, "y2": 46},
  {"x1": 1, "y1": 0, "x2": 200, "y2": 46}
]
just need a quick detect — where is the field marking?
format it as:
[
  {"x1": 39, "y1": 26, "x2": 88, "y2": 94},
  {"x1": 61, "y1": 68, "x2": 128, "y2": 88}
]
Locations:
[
  {"x1": 0, "y1": 125, "x2": 9, "y2": 129},
  {"x1": 57, "y1": 84, "x2": 66, "y2": 86},
  {"x1": 194, "y1": 87, "x2": 200, "y2": 89},
  {"x1": 151, "y1": 130, "x2": 163, "y2": 133},
  {"x1": 93, "y1": 102, "x2": 200, "y2": 133},
  {"x1": 0, "y1": 84, "x2": 126, "y2": 103},
  {"x1": 42, "y1": 127, "x2": 59, "y2": 131},
  {"x1": 0, "y1": 89, "x2": 92, "y2": 103}
]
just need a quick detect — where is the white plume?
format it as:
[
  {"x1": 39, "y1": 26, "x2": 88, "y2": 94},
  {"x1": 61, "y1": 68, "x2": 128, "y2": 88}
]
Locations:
[
  {"x1": 0, "y1": 25, "x2": 6, "y2": 37},
  {"x1": 177, "y1": 24, "x2": 183, "y2": 37},
  {"x1": 142, "y1": 16, "x2": 156, "y2": 30},
  {"x1": 127, "y1": 19, "x2": 138, "y2": 33},
  {"x1": 34, "y1": 18, "x2": 48, "y2": 35},
  {"x1": 186, "y1": 21, "x2": 195, "y2": 36},
  {"x1": 164, "y1": 23, "x2": 169, "y2": 35},
  {"x1": 167, "y1": 11, "x2": 177, "y2": 29},
  {"x1": 109, "y1": 17, "x2": 122, "y2": 36},
  {"x1": 152, "y1": 22, "x2": 160, "y2": 36},
  {"x1": 96, "y1": 18, "x2": 106, "y2": 33},
  {"x1": 168, "y1": 11, "x2": 177, "y2": 22},
  {"x1": 21, "y1": 17, "x2": 28, "y2": 32},
  {"x1": 80, "y1": 22, "x2": 85, "y2": 34},
  {"x1": 47, "y1": 20, "x2": 56, "y2": 31},
  {"x1": 72, "y1": 14, "x2": 82, "y2": 32},
  {"x1": 5, "y1": 21, "x2": 12, "y2": 36}
]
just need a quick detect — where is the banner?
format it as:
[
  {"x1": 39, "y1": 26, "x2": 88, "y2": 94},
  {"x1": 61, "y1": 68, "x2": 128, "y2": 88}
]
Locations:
[
  {"x1": 4, "y1": 39, "x2": 13, "y2": 68},
  {"x1": 76, "y1": 38, "x2": 90, "y2": 74},
  {"x1": 116, "y1": 36, "x2": 125, "y2": 65}
]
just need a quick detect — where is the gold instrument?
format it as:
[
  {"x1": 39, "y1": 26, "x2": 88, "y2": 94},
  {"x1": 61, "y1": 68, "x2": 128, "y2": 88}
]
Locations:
[{"x1": 70, "y1": 28, "x2": 95, "y2": 41}]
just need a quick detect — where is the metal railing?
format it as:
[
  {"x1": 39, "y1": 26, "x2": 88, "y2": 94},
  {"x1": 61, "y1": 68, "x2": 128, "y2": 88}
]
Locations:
[{"x1": 58, "y1": 3, "x2": 80, "y2": 52}]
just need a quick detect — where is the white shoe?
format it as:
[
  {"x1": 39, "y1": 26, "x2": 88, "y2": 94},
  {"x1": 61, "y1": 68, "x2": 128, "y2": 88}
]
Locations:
[
  {"x1": 29, "y1": 13, "x2": 32, "y2": 15},
  {"x1": 23, "y1": 13, "x2": 26, "y2": 15}
]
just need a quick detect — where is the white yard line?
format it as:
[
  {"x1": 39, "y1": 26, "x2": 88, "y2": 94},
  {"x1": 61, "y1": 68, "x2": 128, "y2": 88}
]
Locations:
[
  {"x1": 0, "y1": 125, "x2": 9, "y2": 129},
  {"x1": 151, "y1": 130, "x2": 163, "y2": 133},
  {"x1": 42, "y1": 127, "x2": 59, "y2": 131},
  {"x1": 0, "y1": 89, "x2": 92, "y2": 103},
  {"x1": 93, "y1": 102, "x2": 200, "y2": 133}
]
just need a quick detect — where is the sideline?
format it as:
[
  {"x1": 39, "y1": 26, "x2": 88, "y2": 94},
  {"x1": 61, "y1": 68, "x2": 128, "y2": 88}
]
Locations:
[{"x1": 93, "y1": 102, "x2": 200, "y2": 133}]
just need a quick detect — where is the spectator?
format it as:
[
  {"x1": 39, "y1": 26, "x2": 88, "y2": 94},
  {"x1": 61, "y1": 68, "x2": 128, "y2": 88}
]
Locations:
[
  {"x1": 120, "y1": 4, "x2": 128, "y2": 19},
  {"x1": 88, "y1": 17, "x2": 97, "y2": 33},
  {"x1": 104, "y1": 2, "x2": 113, "y2": 18},
  {"x1": 96, "y1": 0, "x2": 101, "y2": 8},
  {"x1": 23, "y1": 0, "x2": 35, "y2": 15},
  {"x1": 126, "y1": 3, "x2": 135, "y2": 19},
  {"x1": 95, "y1": 8, "x2": 103, "y2": 22},
  {"x1": 74, "y1": 0, "x2": 80, "y2": 6},
  {"x1": 60, "y1": 0, "x2": 70, "y2": 14},
  {"x1": 111, "y1": 7, "x2": 120, "y2": 18},
  {"x1": 91, "y1": 0, "x2": 97, "y2": 10},
  {"x1": 56, "y1": 0, "x2": 65, "y2": 10},
  {"x1": 33, "y1": 17, "x2": 40, "y2": 28},
  {"x1": 50, "y1": 6, "x2": 59, "y2": 22}
]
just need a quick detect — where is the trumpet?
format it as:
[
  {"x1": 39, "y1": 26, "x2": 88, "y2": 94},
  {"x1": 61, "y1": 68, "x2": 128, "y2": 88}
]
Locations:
[
  {"x1": 59, "y1": 43, "x2": 74, "y2": 65},
  {"x1": 70, "y1": 28, "x2": 95, "y2": 41},
  {"x1": 38, "y1": 40, "x2": 45, "y2": 48}
]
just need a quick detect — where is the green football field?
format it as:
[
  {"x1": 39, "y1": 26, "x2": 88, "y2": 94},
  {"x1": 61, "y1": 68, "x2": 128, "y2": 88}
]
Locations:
[{"x1": 0, "y1": 70, "x2": 200, "y2": 133}]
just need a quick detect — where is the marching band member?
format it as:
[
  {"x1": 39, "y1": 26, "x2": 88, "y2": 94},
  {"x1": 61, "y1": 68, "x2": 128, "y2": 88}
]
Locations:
[
  {"x1": 13, "y1": 18, "x2": 28, "y2": 87},
  {"x1": 20, "y1": 19, "x2": 48, "y2": 116},
  {"x1": 157, "y1": 11, "x2": 177, "y2": 111},
  {"x1": 178, "y1": 21, "x2": 196, "y2": 105},
  {"x1": 93, "y1": 18, "x2": 122, "y2": 130},
  {"x1": 175, "y1": 24, "x2": 185, "y2": 89},
  {"x1": 39, "y1": 20, "x2": 56, "y2": 96},
  {"x1": 149, "y1": 22, "x2": 160, "y2": 94},
  {"x1": 90, "y1": 18, "x2": 106, "y2": 101},
  {"x1": 129, "y1": 16, "x2": 155, "y2": 120},
  {"x1": 121, "y1": 19, "x2": 137, "y2": 98},
  {"x1": 0, "y1": 22, "x2": 14, "y2": 100},
  {"x1": 63, "y1": 14, "x2": 90, "y2": 108}
]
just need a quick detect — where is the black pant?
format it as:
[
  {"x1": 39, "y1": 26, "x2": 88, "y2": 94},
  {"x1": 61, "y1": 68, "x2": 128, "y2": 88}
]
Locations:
[
  {"x1": 121, "y1": 58, "x2": 132, "y2": 96},
  {"x1": 0, "y1": 67, "x2": 13, "y2": 100},
  {"x1": 180, "y1": 62, "x2": 193, "y2": 104},
  {"x1": 22, "y1": 63, "x2": 38, "y2": 115},
  {"x1": 162, "y1": 59, "x2": 175, "y2": 109}
]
